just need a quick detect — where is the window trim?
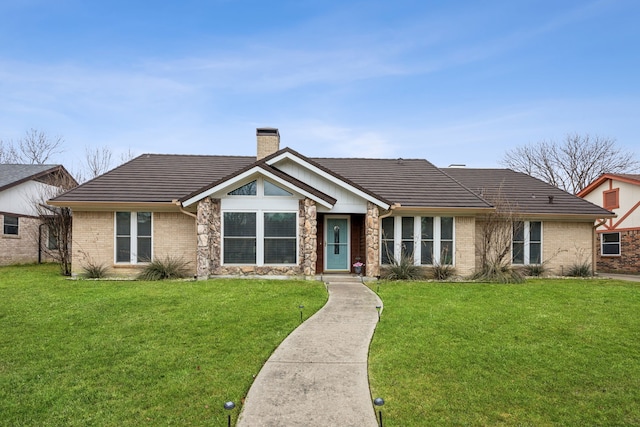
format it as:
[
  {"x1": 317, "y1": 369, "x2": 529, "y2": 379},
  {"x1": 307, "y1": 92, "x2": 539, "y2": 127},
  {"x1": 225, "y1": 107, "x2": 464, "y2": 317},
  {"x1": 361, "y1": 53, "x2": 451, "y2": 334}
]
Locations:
[
  {"x1": 603, "y1": 188, "x2": 619, "y2": 210},
  {"x1": 3, "y1": 214, "x2": 19, "y2": 236},
  {"x1": 512, "y1": 220, "x2": 542, "y2": 265},
  {"x1": 601, "y1": 232, "x2": 621, "y2": 257},
  {"x1": 114, "y1": 211, "x2": 153, "y2": 264},
  {"x1": 381, "y1": 216, "x2": 455, "y2": 266}
]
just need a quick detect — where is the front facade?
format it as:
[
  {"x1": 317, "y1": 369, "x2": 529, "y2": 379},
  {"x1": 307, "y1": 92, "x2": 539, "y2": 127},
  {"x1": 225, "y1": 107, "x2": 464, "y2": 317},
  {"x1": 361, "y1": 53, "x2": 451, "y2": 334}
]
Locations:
[
  {"x1": 578, "y1": 174, "x2": 640, "y2": 273},
  {"x1": 50, "y1": 129, "x2": 613, "y2": 279},
  {"x1": 0, "y1": 164, "x2": 75, "y2": 266}
]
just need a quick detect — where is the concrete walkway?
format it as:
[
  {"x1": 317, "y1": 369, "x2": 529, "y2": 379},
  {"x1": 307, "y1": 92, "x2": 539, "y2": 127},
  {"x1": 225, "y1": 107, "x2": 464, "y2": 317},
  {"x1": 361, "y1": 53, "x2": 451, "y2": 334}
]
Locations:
[{"x1": 237, "y1": 275, "x2": 382, "y2": 427}]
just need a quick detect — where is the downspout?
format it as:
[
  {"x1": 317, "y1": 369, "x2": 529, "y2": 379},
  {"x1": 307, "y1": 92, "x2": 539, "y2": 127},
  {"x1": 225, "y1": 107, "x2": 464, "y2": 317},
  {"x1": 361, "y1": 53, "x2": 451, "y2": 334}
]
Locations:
[
  {"x1": 174, "y1": 200, "x2": 197, "y2": 219},
  {"x1": 38, "y1": 223, "x2": 45, "y2": 264}
]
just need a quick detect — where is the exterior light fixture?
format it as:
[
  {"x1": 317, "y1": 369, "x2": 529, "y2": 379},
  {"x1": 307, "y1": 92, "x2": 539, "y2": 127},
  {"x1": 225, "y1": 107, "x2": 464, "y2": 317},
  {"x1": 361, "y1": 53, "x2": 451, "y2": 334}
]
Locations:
[
  {"x1": 224, "y1": 401, "x2": 235, "y2": 427},
  {"x1": 373, "y1": 397, "x2": 385, "y2": 426}
]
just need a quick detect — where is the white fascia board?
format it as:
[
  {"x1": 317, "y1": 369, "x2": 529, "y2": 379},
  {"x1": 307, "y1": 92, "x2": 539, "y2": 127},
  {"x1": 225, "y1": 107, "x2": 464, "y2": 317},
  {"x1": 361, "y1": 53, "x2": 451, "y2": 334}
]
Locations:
[
  {"x1": 181, "y1": 166, "x2": 334, "y2": 209},
  {"x1": 267, "y1": 152, "x2": 391, "y2": 210}
]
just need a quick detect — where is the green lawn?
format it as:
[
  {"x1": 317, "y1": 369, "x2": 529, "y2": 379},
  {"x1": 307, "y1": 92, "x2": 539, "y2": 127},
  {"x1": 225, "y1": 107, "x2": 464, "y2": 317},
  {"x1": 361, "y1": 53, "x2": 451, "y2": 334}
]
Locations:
[
  {"x1": 0, "y1": 264, "x2": 327, "y2": 426},
  {"x1": 368, "y1": 279, "x2": 640, "y2": 426}
]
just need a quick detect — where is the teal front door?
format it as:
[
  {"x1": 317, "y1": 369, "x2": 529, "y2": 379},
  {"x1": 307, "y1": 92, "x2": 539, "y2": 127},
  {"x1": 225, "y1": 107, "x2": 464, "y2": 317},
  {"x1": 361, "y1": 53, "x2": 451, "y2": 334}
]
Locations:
[{"x1": 326, "y1": 218, "x2": 349, "y2": 271}]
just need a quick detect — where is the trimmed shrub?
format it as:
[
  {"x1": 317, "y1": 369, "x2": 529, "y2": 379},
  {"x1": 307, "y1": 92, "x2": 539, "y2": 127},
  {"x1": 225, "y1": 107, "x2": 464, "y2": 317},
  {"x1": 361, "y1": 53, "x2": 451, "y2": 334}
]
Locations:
[{"x1": 138, "y1": 256, "x2": 191, "y2": 281}]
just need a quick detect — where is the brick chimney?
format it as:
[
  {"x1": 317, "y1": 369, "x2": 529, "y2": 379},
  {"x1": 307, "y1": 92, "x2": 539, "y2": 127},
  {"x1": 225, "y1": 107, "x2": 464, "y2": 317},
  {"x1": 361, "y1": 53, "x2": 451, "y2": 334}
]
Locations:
[{"x1": 256, "y1": 127, "x2": 280, "y2": 160}]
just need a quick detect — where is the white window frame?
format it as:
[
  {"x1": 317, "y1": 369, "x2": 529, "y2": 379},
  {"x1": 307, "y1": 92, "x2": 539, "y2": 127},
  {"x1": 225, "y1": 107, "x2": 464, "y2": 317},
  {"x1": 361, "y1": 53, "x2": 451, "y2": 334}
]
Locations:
[
  {"x1": 380, "y1": 216, "x2": 455, "y2": 266},
  {"x1": 221, "y1": 209, "x2": 298, "y2": 266},
  {"x1": 512, "y1": 221, "x2": 542, "y2": 265},
  {"x1": 114, "y1": 212, "x2": 153, "y2": 264},
  {"x1": 601, "y1": 232, "x2": 621, "y2": 257},
  {"x1": 3, "y1": 214, "x2": 19, "y2": 236}
]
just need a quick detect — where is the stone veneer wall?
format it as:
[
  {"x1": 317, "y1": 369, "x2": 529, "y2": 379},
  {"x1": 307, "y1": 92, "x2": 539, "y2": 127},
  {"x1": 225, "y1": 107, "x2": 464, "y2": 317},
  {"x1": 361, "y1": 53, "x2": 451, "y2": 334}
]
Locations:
[
  {"x1": 365, "y1": 202, "x2": 380, "y2": 277},
  {"x1": 197, "y1": 197, "x2": 318, "y2": 278},
  {"x1": 596, "y1": 229, "x2": 640, "y2": 273}
]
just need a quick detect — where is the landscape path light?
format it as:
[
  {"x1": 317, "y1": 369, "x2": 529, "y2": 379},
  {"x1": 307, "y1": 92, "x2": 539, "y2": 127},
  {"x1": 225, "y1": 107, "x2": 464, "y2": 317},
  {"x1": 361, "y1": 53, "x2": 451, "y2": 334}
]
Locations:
[
  {"x1": 224, "y1": 401, "x2": 235, "y2": 427},
  {"x1": 373, "y1": 397, "x2": 385, "y2": 427}
]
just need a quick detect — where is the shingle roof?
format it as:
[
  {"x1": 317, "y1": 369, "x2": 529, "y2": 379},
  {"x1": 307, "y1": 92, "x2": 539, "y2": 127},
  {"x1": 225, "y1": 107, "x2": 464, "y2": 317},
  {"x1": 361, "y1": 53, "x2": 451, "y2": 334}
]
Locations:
[
  {"x1": 0, "y1": 164, "x2": 71, "y2": 192},
  {"x1": 312, "y1": 157, "x2": 492, "y2": 209},
  {"x1": 52, "y1": 154, "x2": 255, "y2": 203},
  {"x1": 445, "y1": 168, "x2": 614, "y2": 217}
]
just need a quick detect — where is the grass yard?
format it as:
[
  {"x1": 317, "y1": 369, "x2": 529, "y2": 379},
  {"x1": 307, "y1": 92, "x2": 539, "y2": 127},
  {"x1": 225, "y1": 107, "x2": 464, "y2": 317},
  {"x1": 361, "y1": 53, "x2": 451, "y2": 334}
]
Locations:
[
  {"x1": 368, "y1": 279, "x2": 640, "y2": 426},
  {"x1": 0, "y1": 264, "x2": 327, "y2": 426}
]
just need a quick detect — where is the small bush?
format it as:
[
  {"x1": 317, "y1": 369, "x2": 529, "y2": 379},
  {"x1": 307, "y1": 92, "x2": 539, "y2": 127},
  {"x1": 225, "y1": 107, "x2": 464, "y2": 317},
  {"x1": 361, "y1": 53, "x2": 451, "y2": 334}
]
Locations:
[
  {"x1": 430, "y1": 263, "x2": 456, "y2": 280},
  {"x1": 567, "y1": 262, "x2": 592, "y2": 277},
  {"x1": 524, "y1": 264, "x2": 546, "y2": 277},
  {"x1": 138, "y1": 256, "x2": 191, "y2": 281},
  {"x1": 471, "y1": 265, "x2": 525, "y2": 284},
  {"x1": 82, "y1": 261, "x2": 110, "y2": 279},
  {"x1": 380, "y1": 254, "x2": 425, "y2": 281}
]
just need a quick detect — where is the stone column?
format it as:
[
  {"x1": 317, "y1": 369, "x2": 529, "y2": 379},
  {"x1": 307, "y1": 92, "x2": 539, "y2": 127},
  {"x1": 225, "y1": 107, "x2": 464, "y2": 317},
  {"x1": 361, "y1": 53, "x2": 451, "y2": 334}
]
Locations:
[
  {"x1": 196, "y1": 197, "x2": 213, "y2": 279},
  {"x1": 365, "y1": 202, "x2": 380, "y2": 277},
  {"x1": 210, "y1": 199, "x2": 222, "y2": 274},
  {"x1": 299, "y1": 198, "x2": 318, "y2": 277}
]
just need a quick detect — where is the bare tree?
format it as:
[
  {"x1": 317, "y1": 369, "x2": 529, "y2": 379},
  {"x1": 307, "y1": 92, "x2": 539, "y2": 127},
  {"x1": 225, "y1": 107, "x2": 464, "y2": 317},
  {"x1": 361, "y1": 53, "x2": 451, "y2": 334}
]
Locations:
[
  {"x1": 501, "y1": 134, "x2": 639, "y2": 194},
  {"x1": 17, "y1": 128, "x2": 64, "y2": 164},
  {"x1": 29, "y1": 168, "x2": 78, "y2": 275},
  {"x1": 0, "y1": 140, "x2": 19, "y2": 163},
  {"x1": 474, "y1": 187, "x2": 524, "y2": 283},
  {"x1": 83, "y1": 146, "x2": 114, "y2": 180}
]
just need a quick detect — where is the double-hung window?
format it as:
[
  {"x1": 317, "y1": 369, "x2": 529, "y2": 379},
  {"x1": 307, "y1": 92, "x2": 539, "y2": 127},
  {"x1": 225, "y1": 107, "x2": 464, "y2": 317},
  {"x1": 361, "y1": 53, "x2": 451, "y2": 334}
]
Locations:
[
  {"x1": 601, "y1": 232, "x2": 620, "y2": 256},
  {"x1": 382, "y1": 216, "x2": 455, "y2": 265},
  {"x1": 116, "y1": 212, "x2": 152, "y2": 263},
  {"x1": 3, "y1": 215, "x2": 18, "y2": 235},
  {"x1": 512, "y1": 221, "x2": 542, "y2": 265}
]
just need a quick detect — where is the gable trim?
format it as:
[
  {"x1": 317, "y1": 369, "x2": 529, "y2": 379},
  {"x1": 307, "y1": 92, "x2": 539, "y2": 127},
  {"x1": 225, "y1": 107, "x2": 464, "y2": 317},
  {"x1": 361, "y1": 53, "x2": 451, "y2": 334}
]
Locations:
[
  {"x1": 266, "y1": 151, "x2": 391, "y2": 210},
  {"x1": 181, "y1": 165, "x2": 335, "y2": 208}
]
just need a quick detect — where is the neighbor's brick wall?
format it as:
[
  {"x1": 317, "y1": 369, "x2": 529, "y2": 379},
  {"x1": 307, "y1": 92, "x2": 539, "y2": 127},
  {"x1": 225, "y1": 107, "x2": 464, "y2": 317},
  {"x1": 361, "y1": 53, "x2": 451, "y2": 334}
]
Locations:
[
  {"x1": 455, "y1": 216, "x2": 476, "y2": 276},
  {"x1": 596, "y1": 230, "x2": 640, "y2": 274},
  {"x1": 542, "y1": 221, "x2": 594, "y2": 275},
  {"x1": 0, "y1": 214, "x2": 42, "y2": 265}
]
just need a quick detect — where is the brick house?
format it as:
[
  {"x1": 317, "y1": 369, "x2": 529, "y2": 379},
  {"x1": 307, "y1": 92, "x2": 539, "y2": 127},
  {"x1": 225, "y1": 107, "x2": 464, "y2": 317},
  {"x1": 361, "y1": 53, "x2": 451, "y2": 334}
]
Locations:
[
  {"x1": 0, "y1": 164, "x2": 75, "y2": 266},
  {"x1": 49, "y1": 128, "x2": 612, "y2": 278},
  {"x1": 578, "y1": 174, "x2": 640, "y2": 273}
]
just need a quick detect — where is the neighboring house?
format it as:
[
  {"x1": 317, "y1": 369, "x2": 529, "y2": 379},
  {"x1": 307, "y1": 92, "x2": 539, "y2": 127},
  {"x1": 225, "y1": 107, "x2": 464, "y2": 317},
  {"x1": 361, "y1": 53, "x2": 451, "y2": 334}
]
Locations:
[
  {"x1": 578, "y1": 174, "x2": 640, "y2": 273},
  {"x1": 49, "y1": 128, "x2": 613, "y2": 278},
  {"x1": 0, "y1": 164, "x2": 75, "y2": 266}
]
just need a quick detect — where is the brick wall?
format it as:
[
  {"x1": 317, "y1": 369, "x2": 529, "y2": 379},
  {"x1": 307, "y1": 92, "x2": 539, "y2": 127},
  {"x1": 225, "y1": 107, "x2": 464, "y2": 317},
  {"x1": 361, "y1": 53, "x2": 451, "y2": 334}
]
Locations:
[
  {"x1": 0, "y1": 214, "x2": 42, "y2": 265},
  {"x1": 71, "y1": 210, "x2": 196, "y2": 277},
  {"x1": 455, "y1": 216, "x2": 476, "y2": 276},
  {"x1": 542, "y1": 221, "x2": 594, "y2": 275},
  {"x1": 596, "y1": 230, "x2": 640, "y2": 273}
]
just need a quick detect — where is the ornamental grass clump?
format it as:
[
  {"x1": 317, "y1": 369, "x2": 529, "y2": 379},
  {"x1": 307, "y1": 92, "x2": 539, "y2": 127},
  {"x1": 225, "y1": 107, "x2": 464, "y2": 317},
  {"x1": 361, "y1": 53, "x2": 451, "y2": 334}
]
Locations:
[
  {"x1": 567, "y1": 261, "x2": 592, "y2": 277},
  {"x1": 381, "y1": 254, "x2": 425, "y2": 281},
  {"x1": 82, "y1": 262, "x2": 110, "y2": 279},
  {"x1": 138, "y1": 256, "x2": 191, "y2": 280}
]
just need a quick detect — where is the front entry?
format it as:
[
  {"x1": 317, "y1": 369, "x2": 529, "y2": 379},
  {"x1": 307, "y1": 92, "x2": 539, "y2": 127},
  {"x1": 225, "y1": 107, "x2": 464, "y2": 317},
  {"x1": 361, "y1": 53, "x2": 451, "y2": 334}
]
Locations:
[{"x1": 325, "y1": 217, "x2": 349, "y2": 271}]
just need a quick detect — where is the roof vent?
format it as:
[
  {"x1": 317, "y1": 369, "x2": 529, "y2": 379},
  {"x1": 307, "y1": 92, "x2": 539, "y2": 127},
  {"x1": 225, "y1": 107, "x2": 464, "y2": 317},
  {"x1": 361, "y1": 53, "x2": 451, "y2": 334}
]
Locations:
[
  {"x1": 448, "y1": 164, "x2": 466, "y2": 168},
  {"x1": 548, "y1": 195, "x2": 554, "y2": 204}
]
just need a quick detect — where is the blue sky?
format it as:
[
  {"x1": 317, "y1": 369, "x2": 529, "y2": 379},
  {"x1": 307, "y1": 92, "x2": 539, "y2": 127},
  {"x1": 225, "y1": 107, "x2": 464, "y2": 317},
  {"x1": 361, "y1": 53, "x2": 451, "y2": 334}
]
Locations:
[{"x1": 1, "y1": 0, "x2": 638, "y2": 173}]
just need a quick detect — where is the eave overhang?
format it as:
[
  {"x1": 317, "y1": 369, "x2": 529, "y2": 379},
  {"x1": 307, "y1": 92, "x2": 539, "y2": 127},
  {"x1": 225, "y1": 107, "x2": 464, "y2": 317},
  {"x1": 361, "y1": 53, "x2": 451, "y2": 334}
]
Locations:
[{"x1": 45, "y1": 200, "x2": 184, "y2": 212}]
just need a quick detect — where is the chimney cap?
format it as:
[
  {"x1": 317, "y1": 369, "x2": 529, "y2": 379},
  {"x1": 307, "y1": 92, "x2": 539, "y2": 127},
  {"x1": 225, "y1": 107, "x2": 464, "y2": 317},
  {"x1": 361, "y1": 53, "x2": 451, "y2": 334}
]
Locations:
[{"x1": 257, "y1": 127, "x2": 279, "y2": 136}]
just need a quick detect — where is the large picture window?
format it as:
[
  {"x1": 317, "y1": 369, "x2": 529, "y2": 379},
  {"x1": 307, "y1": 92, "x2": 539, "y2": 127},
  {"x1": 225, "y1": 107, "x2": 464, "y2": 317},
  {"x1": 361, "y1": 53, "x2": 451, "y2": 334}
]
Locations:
[
  {"x1": 382, "y1": 216, "x2": 454, "y2": 265},
  {"x1": 601, "y1": 232, "x2": 621, "y2": 256},
  {"x1": 116, "y1": 212, "x2": 152, "y2": 263},
  {"x1": 3, "y1": 215, "x2": 18, "y2": 235},
  {"x1": 223, "y1": 211, "x2": 297, "y2": 265},
  {"x1": 512, "y1": 221, "x2": 542, "y2": 265}
]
